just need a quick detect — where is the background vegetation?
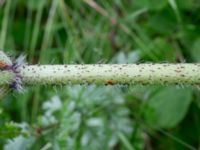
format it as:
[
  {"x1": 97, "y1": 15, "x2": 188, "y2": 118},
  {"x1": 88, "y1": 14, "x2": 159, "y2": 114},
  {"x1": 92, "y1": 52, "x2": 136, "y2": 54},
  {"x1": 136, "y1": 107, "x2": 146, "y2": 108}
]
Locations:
[{"x1": 0, "y1": 0, "x2": 200, "y2": 149}]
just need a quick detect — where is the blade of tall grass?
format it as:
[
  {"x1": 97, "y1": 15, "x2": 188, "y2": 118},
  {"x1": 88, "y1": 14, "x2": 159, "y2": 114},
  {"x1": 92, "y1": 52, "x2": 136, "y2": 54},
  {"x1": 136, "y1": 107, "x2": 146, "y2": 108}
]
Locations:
[
  {"x1": 0, "y1": 0, "x2": 11, "y2": 49},
  {"x1": 24, "y1": 8, "x2": 32, "y2": 51},
  {"x1": 168, "y1": 0, "x2": 182, "y2": 23},
  {"x1": 58, "y1": 0, "x2": 82, "y2": 63},
  {"x1": 40, "y1": 0, "x2": 59, "y2": 62},
  {"x1": 29, "y1": 3, "x2": 44, "y2": 62},
  {"x1": 118, "y1": 132, "x2": 135, "y2": 150},
  {"x1": 83, "y1": 0, "x2": 159, "y2": 61}
]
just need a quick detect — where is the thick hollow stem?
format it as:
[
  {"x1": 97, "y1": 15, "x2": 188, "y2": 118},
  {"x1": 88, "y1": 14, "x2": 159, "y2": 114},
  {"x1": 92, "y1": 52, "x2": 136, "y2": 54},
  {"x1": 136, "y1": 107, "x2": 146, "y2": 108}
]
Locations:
[{"x1": 18, "y1": 64, "x2": 200, "y2": 85}]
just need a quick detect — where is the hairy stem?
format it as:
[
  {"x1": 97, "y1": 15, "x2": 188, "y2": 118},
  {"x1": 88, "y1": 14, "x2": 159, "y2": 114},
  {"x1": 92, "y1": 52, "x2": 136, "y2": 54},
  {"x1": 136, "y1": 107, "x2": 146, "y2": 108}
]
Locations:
[
  {"x1": 13, "y1": 64, "x2": 200, "y2": 85},
  {"x1": 0, "y1": 70, "x2": 15, "y2": 85}
]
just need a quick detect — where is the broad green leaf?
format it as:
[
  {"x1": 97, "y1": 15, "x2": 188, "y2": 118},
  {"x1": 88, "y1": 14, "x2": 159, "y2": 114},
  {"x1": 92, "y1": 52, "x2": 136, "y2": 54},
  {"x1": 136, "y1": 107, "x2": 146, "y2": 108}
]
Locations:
[
  {"x1": 191, "y1": 38, "x2": 200, "y2": 62},
  {"x1": 145, "y1": 87, "x2": 192, "y2": 128}
]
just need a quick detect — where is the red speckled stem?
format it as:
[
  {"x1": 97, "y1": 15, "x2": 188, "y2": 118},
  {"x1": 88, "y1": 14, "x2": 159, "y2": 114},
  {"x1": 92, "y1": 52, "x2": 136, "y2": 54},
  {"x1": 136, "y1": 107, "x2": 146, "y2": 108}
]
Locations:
[{"x1": 17, "y1": 64, "x2": 200, "y2": 85}]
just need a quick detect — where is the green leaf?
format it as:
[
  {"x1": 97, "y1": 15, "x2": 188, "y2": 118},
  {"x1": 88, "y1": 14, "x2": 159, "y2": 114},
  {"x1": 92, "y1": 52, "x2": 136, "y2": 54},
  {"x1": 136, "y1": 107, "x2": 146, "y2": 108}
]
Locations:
[
  {"x1": 134, "y1": 0, "x2": 168, "y2": 10},
  {"x1": 145, "y1": 86, "x2": 192, "y2": 128},
  {"x1": 27, "y1": 0, "x2": 46, "y2": 10},
  {"x1": 148, "y1": 8, "x2": 177, "y2": 35},
  {"x1": 176, "y1": 0, "x2": 196, "y2": 10},
  {"x1": 117, "y1": 132, "x2": 135, "y2": 150},
  {"x1": 4, "y1": 136, "x2": 35, "y2": 150},
  {"x1": 57, "y1": 85, "x2": 133, "y2": 149},
  {"x1": 151, "y1": 38, "x2": 176, "y2": 61},
  {"x1": 0, "y1": 122, "x2": 22, "y2": 139},
  {"x1": 191, "y1": 38, "x2": 200, "y2": 62}
]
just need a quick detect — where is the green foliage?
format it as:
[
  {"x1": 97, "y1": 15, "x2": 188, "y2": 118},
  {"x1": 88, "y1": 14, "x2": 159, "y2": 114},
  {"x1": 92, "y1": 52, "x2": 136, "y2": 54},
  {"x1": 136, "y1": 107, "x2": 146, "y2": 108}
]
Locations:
[
  {"x1": 4, "y1": 135, "x2": 35, "y2": 150},
  {"x1": 191, "y1": 38, "x2": 200, "y2": 62},
  {"x1": 134, "y1": 0, "x2": 168, "y2": 10},
  {"x1": 0, "y1": 122, "x2": 23, "y2": 139},
  {"x1": 57, "y1": 86, "x2": 132, "y2": 149},
  {"x1": 145, "y1": 86, "x2": 192, "y2": 128}
]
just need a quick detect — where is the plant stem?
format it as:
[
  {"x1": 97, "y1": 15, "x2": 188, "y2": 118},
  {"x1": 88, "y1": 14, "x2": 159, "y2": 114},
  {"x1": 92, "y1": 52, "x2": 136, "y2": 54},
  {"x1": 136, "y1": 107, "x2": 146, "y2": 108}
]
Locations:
[
  {"x1": 14, "y1": 64, "x2": 200, "y2": 85},
  {"x1": 0, "y1": 70, "x2": 15, "y2": 85}
]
